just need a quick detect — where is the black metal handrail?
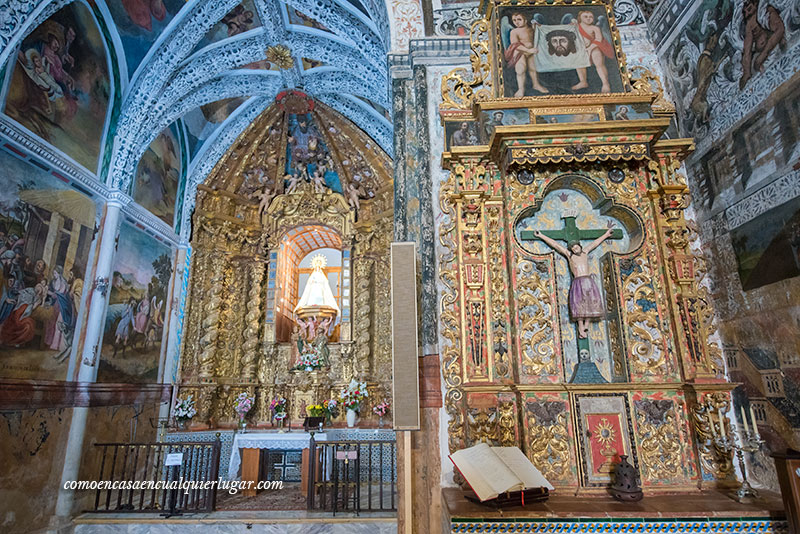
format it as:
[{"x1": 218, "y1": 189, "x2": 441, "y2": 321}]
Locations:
[
  {"x1": 307, "y1": 437, "x2": 396, "y2": 514},
  {"x1": 88, "y1": 437, "x2": 221, "y2": 515}
]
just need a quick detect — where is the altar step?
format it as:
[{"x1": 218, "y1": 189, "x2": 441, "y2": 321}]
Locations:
[
  {"x1": 73, "y1": 513, "x2": 396, "y2": 533},
  {"x1": 444, "y1": 488, "x2": 787, "y2": 534}
]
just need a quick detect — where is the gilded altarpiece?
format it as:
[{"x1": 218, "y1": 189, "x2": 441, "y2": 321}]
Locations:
[
  {"x1": 178, "y1": 94, "x2": 393, "y2": 427},
  {"x1": 439, "y1": 0, "x2": 734, "y2": 490}
]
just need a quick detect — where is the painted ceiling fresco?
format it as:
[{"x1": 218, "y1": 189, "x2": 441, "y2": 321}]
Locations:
[{"x1": 1, "y1": 0, "x2": 391, "y2": 237}]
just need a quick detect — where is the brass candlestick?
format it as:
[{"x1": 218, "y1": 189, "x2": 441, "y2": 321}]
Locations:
[{"x1": 710, "y1": 414, "x2": 764, "y2": 501}]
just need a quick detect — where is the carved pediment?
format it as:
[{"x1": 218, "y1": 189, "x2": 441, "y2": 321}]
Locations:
[{"x1": 264, "y1": 182, "x2": 354, "y2": 247}]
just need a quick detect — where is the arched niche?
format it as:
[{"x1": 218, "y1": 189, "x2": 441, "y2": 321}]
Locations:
[
  {"x1": 512, "y1": 173, "x2": 646, "y2": 384},
  {"x1": 269, "y1": 223, "x2": 349, "y2": 344}
]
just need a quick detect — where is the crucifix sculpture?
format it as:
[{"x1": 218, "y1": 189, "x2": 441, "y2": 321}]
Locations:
[
  {"x1": 521, "y1": 216, "x2": 622, "y2": 337},
  {"x1": 520, "y1": 215, "x2": 623, "y2": 383}
]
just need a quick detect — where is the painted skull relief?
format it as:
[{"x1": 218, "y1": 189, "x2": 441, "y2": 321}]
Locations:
[{"x1": 499, "y1": 5, "x2": 625, "y2": 97}]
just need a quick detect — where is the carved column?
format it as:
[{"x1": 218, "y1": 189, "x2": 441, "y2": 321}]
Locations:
[
  {"x1": 241, "y1": 259, "x2": 265, "y2": 381},
  {"x1": 648, "y1": 148, "x2": 721, "y2": 382}
]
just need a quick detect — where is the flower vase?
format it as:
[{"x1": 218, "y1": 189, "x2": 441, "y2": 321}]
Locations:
[
  {"x1": 346, "y1": 408, "x2": 357, "y2": 428},
  {"x1": 378, "y1": 416, "x2": 384, "y2": 428},
  {"x1": 238, "y1": 416, "x2": 247, "y2": 433},
  {"x1": 176, "y1": 419, "x2": 188, "y2": 431}
]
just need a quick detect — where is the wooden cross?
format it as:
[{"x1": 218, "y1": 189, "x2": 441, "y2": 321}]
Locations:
[{"x1": 519, "y1": 216, "x2": 623, "y2": 246}]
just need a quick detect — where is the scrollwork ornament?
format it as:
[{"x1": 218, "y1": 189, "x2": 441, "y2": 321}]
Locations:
[
  {"x1": 440, "y1": 19, "x2": 492, "y2": 109},
  {"x1": 526, "y1": 402, "x2": 571, "y2": 483}
]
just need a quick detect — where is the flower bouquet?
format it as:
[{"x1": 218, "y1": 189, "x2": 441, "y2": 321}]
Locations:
[
  {"x1": 323, "y1": 399, "x2": 340, "y2": 424},
  {"x1": 293, "y1": 348, "x2": 322, "y2": 371},
  {"x1": 270, "y1": 396, "x2": 288, "y2": 427},
  {"x1": 173, "y1": 395, "x2": 196, "y2": 430},
  {"x1": 233, "y1": 392, "x2": 254, "y2": 431},
  {"x1": 306, "y1": 404, "x2": 325, "y2": 417},
  {"x1": 373, "y1": 400, "x2": 390, "y2": 428},
  {"x1": 340, "y1": 379, "x2": 368, "y2": 427}
]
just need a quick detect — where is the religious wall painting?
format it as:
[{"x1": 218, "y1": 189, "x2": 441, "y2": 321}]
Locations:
[
  {"x1": 730, "y1": 194, "x2": 800, "y2": 291},
  {"x1": 664, "y1": 0, "x2": 800, "y2": 139},
  {"x1": 574, "y1": 393, "x2": 637, "y2": 486},
  {"x1": 604, "y1": 103, "x2": 651, "y2": 120},
  {"x1": 522, "y1": 392, "x2": 579, "y2": 486},
  {"x1": 192, "y1": 1, "x2": 262, "y2": 53},
  {"x1": 479, "y1": 108, "x2": 530, "y2": 143},
  {"x1": 3, "y1": 2, "x2": 111, "y2": 172},
  {"x1": 514, "y1": 187, "x2": 634, "y2": 384},
  {"x1": 286, "y1": 6, "x2": 332, "y2": 33},
  {"x1": 0, "y1": 149, "x2": 97, "y2": 380},
  {"x1": 498, "y1": 4, "x2": 625, "y2": 97},
  {"x1": 183, "y1": 97, "x2": 247, "y2": 157},
  {"x1": 692, "y1": 72, "x2": 800, "y2": 210},
  {"x1": 107, "y1": 0, "x2": 184, "y2": 77},
  {"x1": 444, "y1": 119, "x2": 481, "y2": 150},
  {"x1": 133, "y1": 124, "x2": 182, "y2": 227},
  {"x1": 100, "y1": 222, "x2": 172, "y2": 383},
  {"x1": 534, "y1": 111, "x2": 601, "y2": 124}
]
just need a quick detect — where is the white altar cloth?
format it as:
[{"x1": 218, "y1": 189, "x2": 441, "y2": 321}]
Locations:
[{"x1": 228, "y1": 431, "x2": 327, "y2": 480}]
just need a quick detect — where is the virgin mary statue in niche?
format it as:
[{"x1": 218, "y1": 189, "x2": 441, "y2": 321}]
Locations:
[{"x1": 293, "y1": 254, "x2": 339, "y2": 369}]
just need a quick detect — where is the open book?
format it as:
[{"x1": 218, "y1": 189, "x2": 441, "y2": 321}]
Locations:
[{"x1": 449, "y1": 442, "x2": 553, "y2": 502}]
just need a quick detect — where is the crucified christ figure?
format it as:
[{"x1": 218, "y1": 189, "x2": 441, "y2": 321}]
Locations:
[{"x1": 533, "y1": 227, "x2": 615, "y2": 338}]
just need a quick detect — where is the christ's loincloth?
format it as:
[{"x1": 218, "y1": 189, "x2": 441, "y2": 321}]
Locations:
[{"x1": 569, "y1": 275, "x2": 604, "y2": 319}]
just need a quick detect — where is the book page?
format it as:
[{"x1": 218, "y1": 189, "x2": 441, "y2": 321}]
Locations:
[
  {"x1": 449, "y1": 442, "x2": 523, "y2": 501},
  {"x1": 492, "y1": 447, "x2": 554, "y2": 490}
]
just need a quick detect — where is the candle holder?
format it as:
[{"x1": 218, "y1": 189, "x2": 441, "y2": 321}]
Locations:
[{"x1": 713, "y1": 427, "x2": 764, "y2": 502}]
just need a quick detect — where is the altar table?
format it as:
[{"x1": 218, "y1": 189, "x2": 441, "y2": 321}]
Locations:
[{"x1": 229, "y1": 431, "x2": 327, "y2": 497}]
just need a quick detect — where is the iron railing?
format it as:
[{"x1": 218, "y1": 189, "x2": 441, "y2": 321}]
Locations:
[
  {"x1": 307, "y1": 437, "x2": 396, "y2": 515},
  {"x1": 88, "y1": 438, "x2": 221, "y2": 515}
]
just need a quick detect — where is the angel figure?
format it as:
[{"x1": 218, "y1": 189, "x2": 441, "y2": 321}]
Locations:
[
  {"x1": 345, "y1": 182, "x2": 361, "y2": 211},
  {"x1": 569, "y1": 10, "x2": 615, "y2": 93},
  {"x1": 285, "y1": 172, "x2": 302, "y2": 193},
  {"x1": 257, "y1": 184, "x2": 275, "y2": 217},
  {"x1": 312, "y1": 168, "x2": 326, "y2": 193},
  {"x1": 501, "y1": 12, "x2": 549, "y2": 95}
]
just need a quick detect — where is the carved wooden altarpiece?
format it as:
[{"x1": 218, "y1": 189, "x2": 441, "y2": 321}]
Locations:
[
  {"x1": 439, "y1": 0, "x2": 735, "y2": 490},
  {"x1": 177, "y1": 93, "x2": 393, "y2": 429}
]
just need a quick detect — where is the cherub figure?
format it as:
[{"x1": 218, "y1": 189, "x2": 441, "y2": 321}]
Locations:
[
  {"x1": 312, "y1": 168, "x2": 326, "y2": 193},
  {"x1": 504, "y1": 11, "x2": 549, "y2": 96},
  {"x1": 345, "y1": 182, "x2": 361, "y2": 211},
  {"x1": 286, "y1": 172, "x2": 303, "y2": 193},
  {"x1": 257, "y1": 184, "x2": 275, "y2": 217},
  {"x1": 572, "y1": 10, "x2": 614, "y2": 93},
  {"x1": 533, "y1": 227, "x2": 615, "y2": 338}
]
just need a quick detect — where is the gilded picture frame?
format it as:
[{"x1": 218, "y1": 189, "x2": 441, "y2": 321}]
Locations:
[{"x1": 492, "y1": 0, "x2": 630, "y2": 98}]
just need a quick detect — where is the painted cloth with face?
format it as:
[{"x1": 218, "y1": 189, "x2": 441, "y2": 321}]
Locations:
[{"x1": 533, "y1": 24, "x2": 590, "y2": 72}]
